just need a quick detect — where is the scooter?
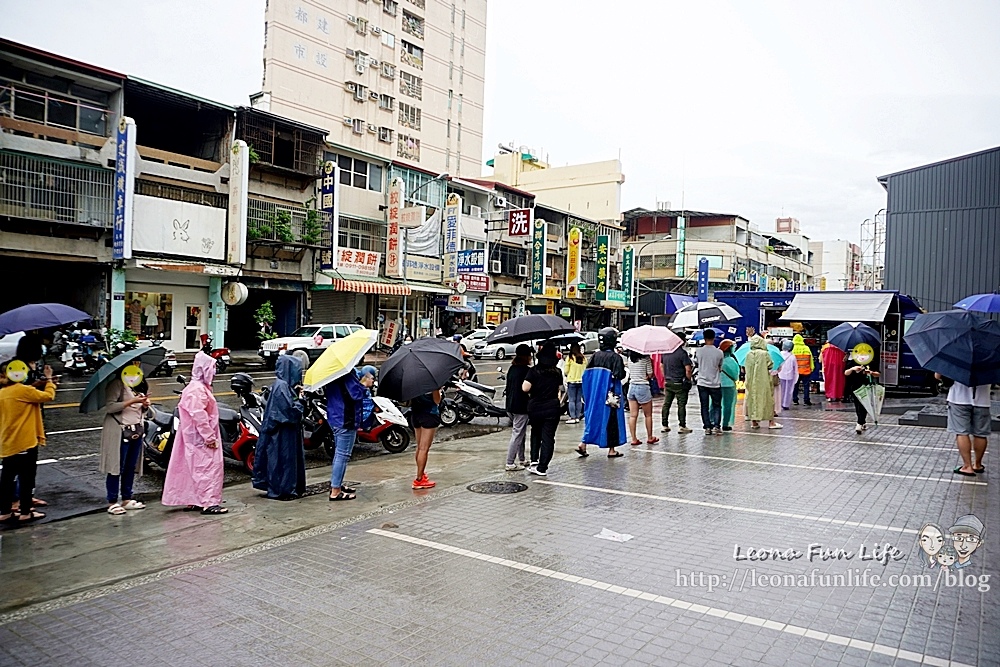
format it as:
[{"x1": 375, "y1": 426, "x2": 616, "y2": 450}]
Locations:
[
  {"x1": 200, "y1": 333, "x2": 232, "y2": 373},
  {"x1": 302, "y1": 389, "x2": 412, "y2": 455},
  {"x1": 147, "y1": 338, "x2": 178, "y2": 378},
  {"x1": 440, "y1": 377, "x2": 508, "y2": 426}
]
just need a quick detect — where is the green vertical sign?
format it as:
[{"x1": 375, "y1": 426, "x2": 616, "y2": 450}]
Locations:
[
  {"x1": 530, "y1": 216, "x2": 546, "y2": 296},
  {"x1": 675, "y1": 215, "x2": 686, "y2": 278},
  {"x1": 595, "y1": 235, "x2": 609, "y2": 301},
  {"x1": 622, "y1": 245, "x2": 635, "y2": 306}
]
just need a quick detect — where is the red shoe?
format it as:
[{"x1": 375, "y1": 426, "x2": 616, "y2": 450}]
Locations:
[{"x1": 412, "y1": 475, "x2": 436, "y2": 490}]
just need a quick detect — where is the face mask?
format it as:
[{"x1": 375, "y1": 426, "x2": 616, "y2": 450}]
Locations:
[
  {"x1": 5, "y1": 360, "x2": 30, "y2": 383},
  {"x1": 121, "y1": 365, "x2": 144, "y2": 388},
  {"x1": 850, "y1": 343, "x2": 874, "y2": 365}
]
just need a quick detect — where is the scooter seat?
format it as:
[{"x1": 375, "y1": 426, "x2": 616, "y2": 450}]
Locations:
[
  {"x1": 218, "y1": 406, "x2": 241, "y2": 424},
  {"x1": 463, "y1": 380, "x2": 496, "y2": 395},
  {"x1": 148, "y1": 407, "x2": 173, "y2": 427}
]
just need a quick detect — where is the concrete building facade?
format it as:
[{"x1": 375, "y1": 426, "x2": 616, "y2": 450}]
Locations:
[
  {"x1": 257, "y1": 0, "x2": 486, "y2": 177},
  {"x1": 808, "y1": 239, "x2": 862, "y2": 291}
]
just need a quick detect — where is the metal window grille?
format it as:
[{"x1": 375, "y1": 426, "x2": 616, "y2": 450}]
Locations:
[
  {"x1": 135, "y1": 179, "x2": 227, "y2": 208},
  {"x1": 0, "y1": 82, "x2": 111, "y2": 137},
  {"x1": 337, "y1": 217, "x2": 386, "y2": 252},
  {"x1": 247, "y1": 197, "x2": 332, "y2": 247},
  {"x1": 0, "y1": 150, "x2": 112, "y2": 226},
  {"x1": 238, "y1": 114, "x2": 321, "y2": 175}
]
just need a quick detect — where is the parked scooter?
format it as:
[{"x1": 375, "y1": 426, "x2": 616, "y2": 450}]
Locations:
[
  {"x1": 147, "y1": 337, "x2": 178, "y2": 378},
  {"x1": 440, "y1": 376, "x2": 508, "y2": 426},
  {"x1": 302, "y1": 388, "x2": 412, "y2": 455},
  {"x1": 200, "y1": 333, "x2": 232, "y2": 373}
]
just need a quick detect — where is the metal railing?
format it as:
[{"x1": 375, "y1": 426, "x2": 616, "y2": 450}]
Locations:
[
  {"x1": 247, "y1": 197, "x2": 332, "y2": 247},
  {"x1": 0, "y1": 150, "x2": 113, "y2": 226},
  {"x1": 0, "y1": 83, "x2": 110, "y2": 136}
]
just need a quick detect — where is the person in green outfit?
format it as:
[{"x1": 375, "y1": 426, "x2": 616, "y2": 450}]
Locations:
[{"x1": 718, "y1": 340, "x2": 740, "y2": 431}]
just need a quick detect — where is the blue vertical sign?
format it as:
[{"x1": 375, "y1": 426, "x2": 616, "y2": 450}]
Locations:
[
  {"x1": 697, "y1": 257, "x2": 709, "y2": 301},
  {"x1": 319, "y1": 160, "x2": 338, "y2": 270},
  {"x1": 112, "y1": 117, "x2": 136, "y2": 260}
]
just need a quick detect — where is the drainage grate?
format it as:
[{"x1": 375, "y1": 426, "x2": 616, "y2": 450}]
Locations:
[
  {"x1": 300, "y1": 482, "x2": 331, "y2": 498},
  {"x1": 467, "y1": 481, "x2": 528, "y2": 494}
]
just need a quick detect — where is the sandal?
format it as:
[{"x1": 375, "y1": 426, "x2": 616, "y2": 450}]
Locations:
[
  {"x1": 200, "y1": 505, "x2": 229, "y2": 515},
  {"x1": 953, "y1": 467, "x2": 977, "y2": 477},
  {"x1": 646, "y1": 437, "x2": 659, "y2": 444},
  {"x1": 608, "y1": 452, "x2": 624, "y2": 458},
  {"x1": 630, "y1": 440, "x2": 642, "y2": 446},
  {"x1": 340, "y1": 485, "x2": 357, "y2": 494},
  {"x1": 575, "y1": 447, "x2": 589, "y2": 458},
  {"x1": 329, "y1": 491, "x2": 356, "y2": 501},
  {"x1": 122, "y1": 500, "x2": 146, "y2": 510},
  {"x1": 974, "y1": 466, "x2": 986, "y2": 474},
  {"x1": 107, "y1": 503, "x2": 127, "y2": 515},
  {"x1": 182, "y1": 505, "x2": 202, "y2": 512},
  {"x1": 19, "y1": 510, "x2": 45, "y2": 522}
]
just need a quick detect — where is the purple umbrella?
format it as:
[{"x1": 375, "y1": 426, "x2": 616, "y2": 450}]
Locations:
[{"x1": 0, "y1": 303, "x2": 92, "y2": 336}]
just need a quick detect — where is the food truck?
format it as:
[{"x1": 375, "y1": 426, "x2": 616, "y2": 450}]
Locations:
[{"x1": 712, "y1": 290, "x2": 935, "y2": 393}]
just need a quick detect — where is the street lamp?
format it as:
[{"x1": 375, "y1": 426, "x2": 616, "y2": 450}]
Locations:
[
  {"x1": 400, "y1": 172, "x2": 448, "y2": 337},
  {"x1": 629, "y1": 235, "x2": 671, "y2": 327}
]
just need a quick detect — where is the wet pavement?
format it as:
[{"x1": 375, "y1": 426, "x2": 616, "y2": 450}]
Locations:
[{"x1": 0, "y1": 395, "x2": 995, "y2": 666}]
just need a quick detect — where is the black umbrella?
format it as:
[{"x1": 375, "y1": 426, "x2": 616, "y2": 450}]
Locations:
[
  {"x1": 904, "y1": 309, "x2": 1000, "y2": 387},
  {"x1": 667, "y1": 302, "x2": 741, "y2": 329},
  {"x1": 826, "y1": 322, "x2": 881, "y2": 352},
  {"x1": 377, "y1": 337, "x2": 467, "y2": 402},
  {"x1": 485, "y1": 314, "x2": 574, "y2": 344}
]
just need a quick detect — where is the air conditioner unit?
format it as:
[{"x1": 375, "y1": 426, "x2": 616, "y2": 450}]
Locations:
[
  {"x1": 356, "y1": 60, "x2": 366, "y2": 74},
  {"x1": 369, "y1": 91, "x2": 379, "y2": 100},
  {"x1": 470, "y1": 205, "x2": 482, "y2": 218},
  {"x1": 346, "y1": 48, "x2": 356, "y2": 59},
  {"x1": 343, "y1": 117, "x2": 354, "y2": 126},
  {"x1": 490, "y1": 260, "x2": 502, "y2": 274},
  {"x1": 371, "y1": 26, "x2": 381, "y2": 34},
  {"x1": 544, "y1": 267, "x2": 552, "y2": 277},
  {"x1": 370, "y1": 59, "x2": 380, "y2": 68},
  {"x1": 344, "y1": 81, "x2": 357, "y2": 92},
  {"x1": 367, "y1": 123, "x2": 377, "y2": 133},
  {"x1": 347, "y1": 15, "x2": 357, "y2": 24},
  {"x1": 495, "y1": 196, "x2": 508, "y2": 208},
  {"x1": 517, "y1": 264, "x2": 528, "y2": 277}
]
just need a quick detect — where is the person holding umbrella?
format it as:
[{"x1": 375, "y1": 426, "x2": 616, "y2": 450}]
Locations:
[
  {"x1": 844, "y1": 346, "x2": 880, "y2": 434},
  {"x1": 504, "y1": 344, "x2": 533, "y2": 471},
  {"x1": 410, "y1": 389, "x2": 442, "y2": 489},
  {"x1": 252, "y1": 355, "x2": 307, "y2": 500},
  {"x1": 0, "y1": 360, "x2": 56, "y2": 523},
  {"x1": 523, "y1": 342, "x2": 564, "y2": 476},
  {"x1": 161, "y1": 352, "x2": 227, "y2": 515},
  {"x1": 938, "y1": 375, "x2": 991, "y2": 476},
  {"x1": 100, "y1": 361, "x2": 150, "y2": 515}
]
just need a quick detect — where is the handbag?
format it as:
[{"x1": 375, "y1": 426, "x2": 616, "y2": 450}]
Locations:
[
  {"x1": 605, "y1": 390, "x2": 620, "y2": 409},
  {"x1": 771, "y1": 374, "x2": 781, "y2": 388}
]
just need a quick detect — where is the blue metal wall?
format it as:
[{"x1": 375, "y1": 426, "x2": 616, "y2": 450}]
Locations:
[{"x1": 883, "y1": 147, "x2": 1000, "y2": 312}]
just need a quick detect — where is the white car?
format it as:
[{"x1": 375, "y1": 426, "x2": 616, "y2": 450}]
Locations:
[
  {"x1": 259, "y1": 324, "x2": 363, "y2": 365},
  {"x1": 458, "y1": 329, "x2": 492, "y2": 352},
  {"x1": 0, "y1": 331, "x2": 25, "y2": 363}
]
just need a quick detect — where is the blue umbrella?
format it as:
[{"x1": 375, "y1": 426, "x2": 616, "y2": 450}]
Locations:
[
  {"x1": 0, "y1": 303, "x2": 91, "y2": 336},
  {"x1": 826, "y1": 322, "x2": 881, "y2": 352},
  {"x1": 733, "y1": 341, "x2": 784, "y2": 368},
  {"x1": 690, "y1": 327, "x2": 725, "y2": 342},
  {"x1": 954, "y1": 292, "x2": 1000, "y2": 313},
  {"x1": 904, "y1": 310, "x2": 1000, "y2": 387},
  {"x1": 79, "y1": 346, "x2": 166, "y2": 413}
]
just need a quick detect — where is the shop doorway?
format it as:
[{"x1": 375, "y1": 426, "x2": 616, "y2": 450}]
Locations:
[{"x1": 184, "y1": 305, "x2": 205, "y2": 350}]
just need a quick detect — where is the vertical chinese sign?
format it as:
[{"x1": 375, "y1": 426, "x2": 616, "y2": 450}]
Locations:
[
  {"x1": 531, "y1": 215, "x2": 547, "y2": 297},
  {"x1": 595, "y1": 235, "x2": 609, "y2": 301},
  {"x1": 386, "y1": 177, "x2": 404, "y2": 278},
  {"x1": 319, "y1": 160, "x2": 340, "y2": 270},
  {"x1": 565, "y1": 227, "x2": 581, "y2": 299},
  {"x1": 622, "y1": 245, "x2": 635, "y2": 306},
  {"x1": 112, "y1": 116, "x2": 136, "y2": 260},
  {"x1": 444, "y1": 193, "x2": 462, "y2": 280},
  {"x1": 674, "y1": 215, "x2": 687, "y2": 278},
  {"x1": 227, "y1": 140, "x2": 249, "y2": 265}
]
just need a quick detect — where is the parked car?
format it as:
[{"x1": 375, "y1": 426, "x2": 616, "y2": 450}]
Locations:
[
  {"x1": 458, "y1": 328, "x2": 491, "y2": 352},
  {"x1": 472, "y1": 339, "x2": 518, "y2": 360},
  {"x1": 259, "y1": 323, "x2": 364, "y2": 366},
  {"x1": 0, "y1": 331, "x2": 25, "y2": 363}
]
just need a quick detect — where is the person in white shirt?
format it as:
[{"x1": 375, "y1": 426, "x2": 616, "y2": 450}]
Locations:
[{"x1": 938, "y1": 375, "x2": 991, "y2": 476}]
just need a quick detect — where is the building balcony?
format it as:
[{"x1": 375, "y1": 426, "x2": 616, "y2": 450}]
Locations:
[
  {"x1": 400, "y1": 49, "x2": 423, "y2": 70},
  {"x1": 0, "y1": 82, "x2": 111, "y2": 149},
  {"x1": 247, "y1": 197, "x2": 332, "y2": 258},
  {"x1": 0, "y1": 150, "x2": 113, "y2": 227},
  {"x1": 137, "y1": 145, "x2": 222, "y2": 174}
]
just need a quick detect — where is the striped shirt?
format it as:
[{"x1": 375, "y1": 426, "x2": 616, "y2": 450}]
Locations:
[{"x1": 627, "y1": 358, "x2": 653, "y2": 385}]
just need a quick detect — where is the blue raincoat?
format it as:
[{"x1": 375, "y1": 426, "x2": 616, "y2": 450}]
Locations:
[
  {"x1": 581, "y1": 350, "x2": 627, "y2": 448},
  {"x1": 252, "y1": 355, "x2": 306, "y2": 499}
]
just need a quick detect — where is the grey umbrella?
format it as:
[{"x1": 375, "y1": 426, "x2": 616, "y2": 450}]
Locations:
[{"x1": 78, "y1": 346, "x2": 166, "y2": 413}]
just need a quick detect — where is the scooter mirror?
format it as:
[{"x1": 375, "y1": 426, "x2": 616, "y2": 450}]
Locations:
[{"x1": 176, "y1": 374, "x2": 188, "y2": 384}]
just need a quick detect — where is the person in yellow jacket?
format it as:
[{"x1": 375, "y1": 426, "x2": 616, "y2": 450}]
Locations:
[
  {"x1": 791, "y1": 334, "x2": 815, "y2": 406},
  {"x1": 0, "y1": 360, "x2": 56, "y2": 523}
]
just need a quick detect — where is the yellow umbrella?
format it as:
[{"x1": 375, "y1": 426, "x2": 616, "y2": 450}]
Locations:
[{"x1": 302, "y1": 328, "x2": 378, "y2": 392}]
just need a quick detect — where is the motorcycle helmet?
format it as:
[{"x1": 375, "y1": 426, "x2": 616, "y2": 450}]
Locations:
[
  {"x1": 230, "y1": 372, "x2": 255, "y2": 395},
  {"x1": 598, "y1": 327, "x2": 619, "y2": 351}
]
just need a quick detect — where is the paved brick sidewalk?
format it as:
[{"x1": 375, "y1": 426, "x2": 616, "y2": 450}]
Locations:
[{"x1": 0, "y1": 405, "x2": 994, "y2": 666}]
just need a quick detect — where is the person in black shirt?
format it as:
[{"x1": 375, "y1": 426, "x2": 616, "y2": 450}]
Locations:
[
  {"x1": 522, "y1": 342, "x2": 563, "y2": 476},
  {"x1": 504, "y1": 345, "x2": 532, "y2": 471},
  {"x1": 844, "y1": 358, "x2": 879, "y2": 434}
]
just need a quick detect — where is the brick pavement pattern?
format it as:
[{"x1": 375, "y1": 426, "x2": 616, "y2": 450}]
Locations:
[{"x1": 0, "y1": 402, "x2": 995, "y2": 666}]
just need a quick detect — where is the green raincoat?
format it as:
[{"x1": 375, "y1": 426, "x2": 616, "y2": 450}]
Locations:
[{"x1": 744, "y1": 335, "x2": 775, "y2": 421}]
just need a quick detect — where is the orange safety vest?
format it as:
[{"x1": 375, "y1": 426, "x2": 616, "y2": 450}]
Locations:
[{"x1": 795, "y1": 353, "x2": 812, "y2": 375}]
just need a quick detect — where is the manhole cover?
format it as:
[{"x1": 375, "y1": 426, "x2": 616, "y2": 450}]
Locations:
[
  {"x1": 300, "y1": 482, "x2": 331, "y2": 498},
  {"x1": 467, "y1": 481, "x2": 528, "y2": 494}
]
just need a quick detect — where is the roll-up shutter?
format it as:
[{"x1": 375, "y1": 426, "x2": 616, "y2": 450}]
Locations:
[{"x1": 311, "y1": 291, "x2": 356, "y2": 323}]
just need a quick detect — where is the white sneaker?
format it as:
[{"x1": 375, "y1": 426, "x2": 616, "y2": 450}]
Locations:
[
  {"x1": 528, "y1": 467, "x2": 547, "y2": 476},
  {"x1": 505, "y1": 463, "x2": 525, "y2": 471},
  {"x1": 855, "y1": 424, "x2": 863, "y2": 434},
  {"x1": 661, "y1": 426, "x2": 671, "y2": 433}
]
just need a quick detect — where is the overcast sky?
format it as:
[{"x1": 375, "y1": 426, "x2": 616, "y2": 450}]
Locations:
[{"x1": 5, "y1": 1, "x2": 999, "y2": 242}]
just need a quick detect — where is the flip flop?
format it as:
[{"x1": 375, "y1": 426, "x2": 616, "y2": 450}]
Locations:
[
  {"x1": 200, "y1": 505, "x2": 229, "y2": 514},
  {"x1": 646, "y1": 438, "x2": 659, "y2": 444},
  {"x1": 575, "y1": 447, "x2": 589, "y2": 458},
  {"x1": 608, "y1": 452, "x2": 624, "y2": 458},
  {"x1": 630, "y1": 440, "x2": 642, "y2": 446},
  {"x1": 974, "y1": 467, "x2": 986, "y2": 474},
  {"x1": 18, "y1": 510, "x2": 45, "y2": 522},
  {"x1": 953, "y1": 467, "x2": 977, "y2": 477}
]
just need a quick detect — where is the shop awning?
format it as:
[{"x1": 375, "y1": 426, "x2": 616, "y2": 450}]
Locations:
[
  {"x1": 318, "y1": 273, "x2": 411, "y2": 295},
  {"x1": 780, "y1": 292, "x2": 895, "y2": 322},
  {"x1": 446, "y1": 305, "x2": 476, "y2": 313},
  {"x1": 408, "y1": 281, "x2": 453, "y2": 294}
]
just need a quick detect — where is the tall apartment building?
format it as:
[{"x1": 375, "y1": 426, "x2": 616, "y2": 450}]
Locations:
[
  {"x1": 809, "y1": 239, "x2": 863, "y2": 291},
  {"x1": 255, "y1": 0, "x2": 486, "y2": 176}
]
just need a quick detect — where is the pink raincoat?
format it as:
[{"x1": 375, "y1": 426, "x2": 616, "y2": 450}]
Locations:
[{"x1": 161, "y1": 352, "x2": 223, "y2": 508}]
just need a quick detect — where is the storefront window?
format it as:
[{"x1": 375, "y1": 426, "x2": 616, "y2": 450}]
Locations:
[{"x1": 126, "y1": 292, "x2": 173, "y2": 340}]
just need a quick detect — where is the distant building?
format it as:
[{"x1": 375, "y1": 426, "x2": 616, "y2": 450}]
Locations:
[
  {"x1": 879, "y1": 146, "x2": 1000, "y2": 311},
  {"x1": 808, "y1": 240, "x2": 862, "y2": 291}
]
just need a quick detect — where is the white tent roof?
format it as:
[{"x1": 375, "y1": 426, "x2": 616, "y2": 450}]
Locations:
[{"x1": 780, "y1": 292, "x2": 894, "y2": 322}]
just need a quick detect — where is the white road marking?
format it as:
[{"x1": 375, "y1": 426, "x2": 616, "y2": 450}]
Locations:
[
  {"x1": 534, "y1": 480, "x2": 916, "y2": 534},
  {"x1": 633, "y1": 448, "x2": 987, "y2": 486},
  {"x1": 47, "y1": 427, "x2": 103, "y2": 436},
  {"x1": 367, "y1": 529, "x2": 968, "y2": 667},
  {"x1": 736, "y1": 430, "x2": 954, "y2": 451}
]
